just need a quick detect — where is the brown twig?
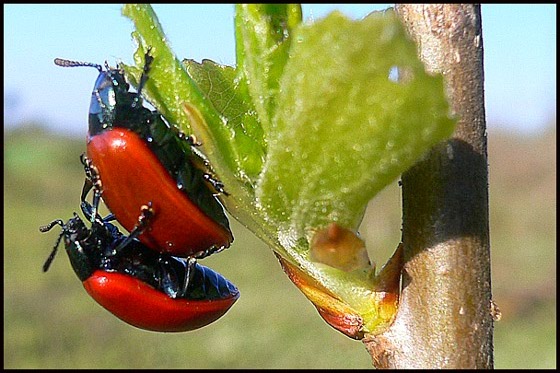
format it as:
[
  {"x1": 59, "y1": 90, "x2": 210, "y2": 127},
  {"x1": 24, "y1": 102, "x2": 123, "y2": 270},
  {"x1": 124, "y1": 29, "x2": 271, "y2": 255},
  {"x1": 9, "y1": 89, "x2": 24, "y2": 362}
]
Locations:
[{"x1": 363, "y1": 4, "x2": 494, "y2": 368}]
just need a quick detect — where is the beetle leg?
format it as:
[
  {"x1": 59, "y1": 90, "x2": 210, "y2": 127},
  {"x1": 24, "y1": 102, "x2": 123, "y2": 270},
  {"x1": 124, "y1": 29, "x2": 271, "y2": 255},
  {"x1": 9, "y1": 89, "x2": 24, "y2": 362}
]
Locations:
[
  {"x1": 81, "y1": 178, "x2": 94, "y2": 204},
  {"x1": 129, "y1": 202, "x2": 154, "y2": 239},
  {"x1": 80, "y1": 154, "x2": 95, "y2": 203},
  {"x1": 174, "y1": 129, "x2": 200, "y2": 147},
  {"x1": 133, "y1": 47, "x2": 154, "y2": 107},
  {"x1": 113, "y1": 202, "x2": 155, "y2": 253},
  {"x1": 80, "y1": 200, "x2": 115, "y2": 227},
  {"x1": 203, "y1": 173, "x2": 229, "y2": 196},
  {"x1": 110, "y1": 202, "x2": 154, "y2": 252},
  {"x1": 156, "y1": 256, "x2": 196, "y2": 299},
  {"x1": 195, "y1": 243, "x2": 227, "y2": 260},
  {"x1": 102, "y1": 213, "x2": 116, "y2": 223},
  {"x1": 178, "y1": 257, "x2": 197, "y2": 298},
  {"x1": 80, "y1": 154, "x2": 103, "y2": 224}
]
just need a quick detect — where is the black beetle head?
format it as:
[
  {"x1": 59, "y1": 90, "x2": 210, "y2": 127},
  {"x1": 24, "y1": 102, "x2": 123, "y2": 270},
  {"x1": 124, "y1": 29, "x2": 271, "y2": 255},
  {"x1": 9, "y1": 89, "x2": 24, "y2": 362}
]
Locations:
[
  {"x1": 54, "y1": 57, "x2": 133, "y2": 136},
  {"x1": 40, "y1": 213, "x2": 90, "y2": 277}
]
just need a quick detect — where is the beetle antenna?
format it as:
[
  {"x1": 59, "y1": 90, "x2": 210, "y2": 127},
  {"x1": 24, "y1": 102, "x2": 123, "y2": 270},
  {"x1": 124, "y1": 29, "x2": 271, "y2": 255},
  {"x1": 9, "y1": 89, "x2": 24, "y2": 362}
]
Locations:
[
  {"x1": 40, "y1": 220, "x2": 65, "y2": 272},
  {"x1": 39, "y1": 219, "x2": 64, "y2": 233},
  {"x1": 54, "y1": 58, "x2": 102, "y2": 72}
]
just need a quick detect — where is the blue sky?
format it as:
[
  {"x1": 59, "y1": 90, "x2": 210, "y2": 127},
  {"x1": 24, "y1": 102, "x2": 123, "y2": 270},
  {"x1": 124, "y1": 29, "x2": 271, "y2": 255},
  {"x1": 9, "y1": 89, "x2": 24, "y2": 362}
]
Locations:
[{"x1": 4, "y1": 4, "x2": 556, "y2": 137}]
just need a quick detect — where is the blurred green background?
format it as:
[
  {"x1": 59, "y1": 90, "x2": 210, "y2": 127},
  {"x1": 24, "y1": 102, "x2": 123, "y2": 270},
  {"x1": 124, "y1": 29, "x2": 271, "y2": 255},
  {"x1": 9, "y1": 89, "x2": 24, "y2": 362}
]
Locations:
[{"x1": 4, "y1": 121, "x2": 555, "y2": 368}]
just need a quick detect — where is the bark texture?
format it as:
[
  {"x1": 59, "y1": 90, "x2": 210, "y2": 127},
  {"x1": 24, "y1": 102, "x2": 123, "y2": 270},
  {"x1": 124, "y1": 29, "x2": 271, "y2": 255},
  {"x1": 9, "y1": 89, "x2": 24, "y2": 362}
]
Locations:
[{"x1": 363, "y1": 4, "x2": 494, "y2": 368}]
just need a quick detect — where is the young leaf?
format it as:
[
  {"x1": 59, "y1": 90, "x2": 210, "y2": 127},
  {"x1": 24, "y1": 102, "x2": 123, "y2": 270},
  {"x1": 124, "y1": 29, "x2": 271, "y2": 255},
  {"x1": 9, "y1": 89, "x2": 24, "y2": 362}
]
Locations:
[
  {"x1": 183, "y1": 59, "x2": 265, "y2": 181},
  {"x1": 234, "y1": 4, "x2": 302, "y2": 135},
  {"x1": 256, "y1": 10, "x2": 456, "y2": 236},
  {"x1": 251, "y1": 10, "x2": 455, "y2": 336}
]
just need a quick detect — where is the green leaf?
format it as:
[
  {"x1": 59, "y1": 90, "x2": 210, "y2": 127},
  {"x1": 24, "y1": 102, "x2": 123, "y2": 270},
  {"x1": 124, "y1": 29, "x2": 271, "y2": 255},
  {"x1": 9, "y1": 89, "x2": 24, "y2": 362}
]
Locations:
[
  {"x1": 234, "y1": 4, "x2": 302, "y2": 135},
  {"x1": 256, "y1": 10, "x2": 456, "y2": 236},
  {"x1": 121, "y1": 5, "x2": 213, "y2": 132},
  {"x1": 183, "y1": 59, "x2": 265, "y2": 181}
]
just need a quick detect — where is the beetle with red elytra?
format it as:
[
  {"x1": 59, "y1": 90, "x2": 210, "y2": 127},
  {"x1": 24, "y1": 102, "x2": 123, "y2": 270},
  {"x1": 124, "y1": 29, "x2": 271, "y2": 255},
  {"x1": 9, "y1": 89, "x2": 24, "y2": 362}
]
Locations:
[
  {"x1": 40, "y1": 201, "x2": 239, "y2": 332},
  {"x1": 55, "y1": 49, "x2": 233, "y2": 259}
]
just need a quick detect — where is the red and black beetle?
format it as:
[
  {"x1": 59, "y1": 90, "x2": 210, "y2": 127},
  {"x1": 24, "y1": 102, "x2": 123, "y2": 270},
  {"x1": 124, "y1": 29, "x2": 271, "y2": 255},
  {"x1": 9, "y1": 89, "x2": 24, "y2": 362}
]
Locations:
[
  {"x1": 40, "y1": 201, "x2": 239, "y2": 332},
  {"x1": 54, "y1": 51, "x2": 232, "y2": 258}
]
